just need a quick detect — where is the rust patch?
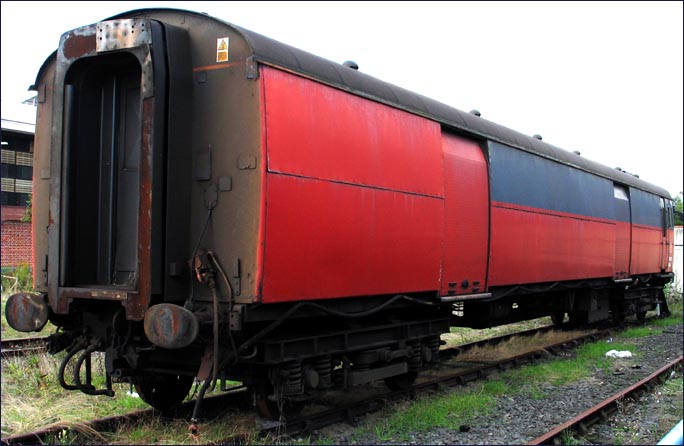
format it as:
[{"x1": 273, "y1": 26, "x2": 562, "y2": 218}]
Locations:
[
  {"x1": 143, "y1": 304, "x2": 199, "y2": 349},
  {"x1": 62, "y1": 33, "x2": 96, "y2": 60},
  {"x1": 129, "y1": 97, "x2": 155, "y2": 321}
]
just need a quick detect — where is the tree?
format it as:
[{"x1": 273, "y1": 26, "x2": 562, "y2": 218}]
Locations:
[
  {"x1": 674, "y1": 192, "x2": 683, "y2": 226},
  {"x1": 20, "y1": 194, "x2": 32, "y2": 223}
]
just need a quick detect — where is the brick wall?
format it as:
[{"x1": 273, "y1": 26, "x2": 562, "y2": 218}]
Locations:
[{"x1": 1, "y1": 220, "x2": 33, "y2": 267}]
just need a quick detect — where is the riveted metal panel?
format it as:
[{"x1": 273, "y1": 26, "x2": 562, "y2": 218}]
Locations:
[
  {"x1": 96, "y1": 19, "x2": 152, "y2": 52},
  {"x1": 489, "y1": 203, "x2": 616, "y2": 286},
  {"x1": 262, "y1": 67, "x2": 443, "y2": 198},
  {"x1": 261, "y1": 174, "x2": 443, "y2": 302},
  {"x1": 440, "y1": 134, "x2": 489, "y2": 296}
]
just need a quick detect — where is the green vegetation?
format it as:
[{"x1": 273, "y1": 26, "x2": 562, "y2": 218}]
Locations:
[
  {"x1": 558, "y1": 429, "x2": 585, "y2": 445},
  {"x1": 20, "y1": 194, "x2": 32, "y2": 223},
  {"x1": 1, "y1": 353, "x2": 150, "y2": 436},
  {"x1": 653, "y1": 294, "x2": 683, "y2": 328},
  {"x1": 1, "y1": 263, "x2": 33, "y2": 294},
  {"x1": 1, "y1": 285, "x2": 680, "y2": 444},
  {"x1": 360, "y1": 380, "x2": 508, "y2": 442},
  {"x1": 338, "y1": 335, "x2": 642, "y2": 444},
  {"x1": 621, "y1": 326, "x2": 662, "y2": 338}
]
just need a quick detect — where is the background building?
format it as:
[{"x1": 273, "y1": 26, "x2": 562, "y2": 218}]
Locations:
[{"x1": 1, "y1": 98, "x2": 36, "y2": 268}]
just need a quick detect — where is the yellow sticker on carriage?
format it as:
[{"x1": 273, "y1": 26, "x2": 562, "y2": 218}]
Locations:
[{"x1": 217, "y1": 37, "x2": 229, "y2": 62}]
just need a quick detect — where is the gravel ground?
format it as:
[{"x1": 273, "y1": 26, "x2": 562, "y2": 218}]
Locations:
[{"x1": 311, "y1": 320, "x2": 683, "y2": 445}]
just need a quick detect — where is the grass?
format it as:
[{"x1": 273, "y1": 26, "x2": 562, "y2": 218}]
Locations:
[
  {"x1": 1, "y1": 265, "x2": 59, "y2": 340},
  {"x1": 504, "y1": 340, "x2": 636, "y2": 388},
  {"x1": 1, "y1": 352, "x2": 150, "y2": 437},
  {"x1": 1, "y1": 264, "x2": 32, "y2": 294},
  {"x1": 445, "y1": 316, "x2": 552, "y2": 347},
  {"x1": 1, "y1": 284, "x2": 680, "y2": 443},
  {"x1": 338, "y1": 333, "x2": 645, "y2": 444},
  {"x1": 0, "y1": 348, "x2": 260, "y2": 444},
  {"x1": 621, "y1": 326, "x2": 662, "y2": 338},
  {"x1": 358, "y1": 380, "x2": 508, "y2": 443}
]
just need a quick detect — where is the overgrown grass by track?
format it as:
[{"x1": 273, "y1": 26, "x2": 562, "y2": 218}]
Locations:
[
  {"x1": 1, "y1": 352, "x2": 149, "y2": 437},
  {"x1": 444, "y1": 315, "x2": 554, "y2": 347},
  {"x1": 1, "y1": 349, "x2": 258, "y2": 444}
]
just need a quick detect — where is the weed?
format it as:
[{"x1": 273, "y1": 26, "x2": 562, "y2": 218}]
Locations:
[
  {"x1": 662, "y1": 377, "x2": 683, "y2": 395},
  {"x1": 558, "y1": 428, "x2": 584, "y2": 445},
  {"x1": 612, "y1": 424, "x2": 633, "y2": 445},
  {"x1": 621, "y1": 327, "x2": 662, "y2": 338},
  {"x1": 508, "y1": 358, "x2": 588, "y2": 387},
  {"x1": 1, "y1": 263, "x2": 33, "y2": 293},
  {"x1": 360, "y1": 384, "x2": 497, "y2": 442},
  {"x1": 481, "y1": 379, "x2": 508, "y2": 395},
  {"x1": 651, "y1": 299, "x2": 683, "y2": 327},
  {"x1": 528, "y1": 386, "x2": 546, "y2": 400}
]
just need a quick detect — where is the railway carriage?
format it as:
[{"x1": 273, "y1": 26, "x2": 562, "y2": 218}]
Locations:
[{"x1": 5, "y1": 8, "x2": 674, "y2": 417}]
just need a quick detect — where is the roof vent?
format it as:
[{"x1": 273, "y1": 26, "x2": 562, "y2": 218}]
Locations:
[
  {"x1": 533, "y1": 134, "x2": 543, "y2": 140},
  {"x1": 469, "y1": 110, "x2": 481, "y2": 117},
  {"x1": 615, "y1": 167, "x2": 623, "y2": 172},
  {"x1": 573, "y1": 150, "x2": 581, "y2": 156},
  {"x1": 343, "y1": 61, "x2": 359, "y2": 70}
]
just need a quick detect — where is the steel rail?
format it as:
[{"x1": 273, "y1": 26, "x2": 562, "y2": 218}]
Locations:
[
  {"x1": 1, "y1": 323, "x2": 607, "y2": 445},
  {"x1": 0, "y1": 336, "x2": 49, "y2": 358},
  {"x1": 260, "y1": 329, "x2": 611, "y2": 438},
  {"x1": 0, "y1": 386, "x2": 248, "y2": 446},
  {"x1": 528, "y1": 356, "x2": 684, "y2": 445},
  {"x1": 0, "y1": 323, "x2": 567, "y2": 445}
]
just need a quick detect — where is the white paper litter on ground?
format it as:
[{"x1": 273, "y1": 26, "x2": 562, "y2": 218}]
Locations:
[{"x1": 605, "y1": 350, "x2": 632, "y2": 358}]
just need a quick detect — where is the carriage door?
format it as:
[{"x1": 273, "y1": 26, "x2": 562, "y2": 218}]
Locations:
[
  {"x1": 660, "y1": 198, "x2": 673, "y2": 270},
  {"x1": 54, "y1": 19, "x2": 170, "y2": 311},
  {"x1": 440, "y1": 132, "x2": 489, "y2": 297},
  {"x1": 613, "y1": 184, "x2": 631, "y2": 279}
]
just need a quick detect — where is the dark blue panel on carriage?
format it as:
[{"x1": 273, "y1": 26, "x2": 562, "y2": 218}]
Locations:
[
  {"x1": 630, "y1": 188, "x2": 661, "y2": 227},
  {"x1": 489, "y1": 142, "x2": 615, "y2": 220}
]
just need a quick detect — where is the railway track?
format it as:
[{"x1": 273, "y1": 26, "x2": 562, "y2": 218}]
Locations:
[
  {"x1": 258, "y1": 328, "x2": 610, "y2": 440},
  {"x1": 529, "y1": 356, "x2": 683, "y2": 445},
  {"x1": 0, "y1": 336, "x2": 48, "y2": 358},
  {"x1": 0, "y1": 324, "x2": 608, "y2": 445}
]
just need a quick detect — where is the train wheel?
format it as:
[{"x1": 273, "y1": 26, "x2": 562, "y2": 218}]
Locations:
[
  {"x1": 551, "y1": 312, "x2": 565, "y2": 326},
  {"x1": 569, "y1": 311, "x2": 588, "y2": 328},
  {"x1": 135, "y1": 373, "x2": 194, "y2": 413},
  {"x1": 384, "y1": 371, "x2": 418, "y2": 391},
  {"x1": 252, "y1": 380, "x2": 303, "y2": 420},
  {"x1": 636, "y1": 311, "x2": 647, "y2": 324}
]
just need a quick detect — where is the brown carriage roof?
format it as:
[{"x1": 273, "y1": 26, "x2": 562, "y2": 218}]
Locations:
[{"x1": 38, "y1": 8, "x2": 671, "y2": 198}]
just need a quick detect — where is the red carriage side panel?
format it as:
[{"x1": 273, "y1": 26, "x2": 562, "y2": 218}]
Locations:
[
  {"x1": 259, "y1": 67, "x2": 444, "y2": 303},
  {"x1": 630, "y1": 225, "x2": 662, "y2": 274},
  {"x1": 261, "y1": 175, "x2": 443, "y2": 302},
  {"x1": 489, "y1": 203, "x2": 615, "y2": 285},
  {"x1": 614, "y1": 221, "x2": 632, "y2": 278},
  {"x1": 629, "y1": 188, "x2": 665, "y2": 275},
  {"x1": 262, "y1": 67, "x2": 444, "y2": 198},
  {"x1": 440, "y1": 133, "x2": 489, "y2": 295},
  {"x1": 487, "y1": 142, "x2": 616, "y2": 286}
]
